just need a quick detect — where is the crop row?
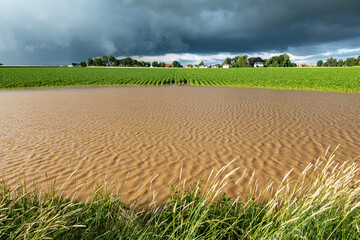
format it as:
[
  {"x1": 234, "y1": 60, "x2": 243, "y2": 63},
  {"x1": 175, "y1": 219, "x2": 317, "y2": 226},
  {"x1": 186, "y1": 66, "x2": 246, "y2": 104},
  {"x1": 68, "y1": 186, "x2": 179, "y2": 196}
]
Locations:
[{"x1": 0, "y1": 67, "x2": 360, "y2": 92}]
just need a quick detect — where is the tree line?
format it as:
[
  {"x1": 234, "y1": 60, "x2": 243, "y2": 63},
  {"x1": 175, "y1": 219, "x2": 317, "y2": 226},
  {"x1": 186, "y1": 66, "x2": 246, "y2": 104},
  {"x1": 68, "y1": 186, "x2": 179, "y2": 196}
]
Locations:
[
  {"x1": 223, "y1": 54, "x2": 297, "y2": 67},
  {"x1": 85, "y1": 56, "x2": 151, "y2": 67},
  {"x1": 317, "y1": 56, "x2": 360, "y2": 67},
  {"x1": 83, "y1": 55, "x2": 182, "y2": 68}
]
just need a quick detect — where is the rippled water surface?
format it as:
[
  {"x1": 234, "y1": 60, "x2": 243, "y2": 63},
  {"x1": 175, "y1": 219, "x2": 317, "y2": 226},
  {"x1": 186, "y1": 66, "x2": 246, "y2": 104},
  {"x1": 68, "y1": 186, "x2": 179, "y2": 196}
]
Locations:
[{"x1": 1, "y1": 86, "x2": 359, "y2": 202}]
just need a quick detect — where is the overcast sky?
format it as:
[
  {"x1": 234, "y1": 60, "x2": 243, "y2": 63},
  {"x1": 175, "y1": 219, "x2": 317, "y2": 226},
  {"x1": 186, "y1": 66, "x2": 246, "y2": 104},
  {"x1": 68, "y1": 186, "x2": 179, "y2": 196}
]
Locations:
[{"x1": 1, "y1": 0, "x2": 360, "y2": 65}]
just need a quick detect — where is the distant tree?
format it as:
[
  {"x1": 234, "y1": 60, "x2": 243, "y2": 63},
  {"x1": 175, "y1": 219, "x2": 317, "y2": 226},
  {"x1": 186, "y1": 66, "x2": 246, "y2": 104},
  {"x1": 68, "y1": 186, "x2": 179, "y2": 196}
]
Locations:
[
  {"x1": 159, "y1": 62, "x2": 165, "y2": 67},
  {"x1": 337, "y1": 59, "x2": 344, "y2": 67},
  {"x1": 105, "y1": 56, "x2": 119, "y2": 66},
  {"x1": 247, "y1": 57, "x2": 255, "y2": 67},
  {"x1": 316, "y1": 60, "x2": 323, "y2": 67},
  {"x1": 223, "y1": 57, "x2": 232, "y2": 65},
  {"x1": 262, "y1": 54, "x2": 294, "y2": 67},
  {"x1": 80, "y1": 61, "x2": 87, "y2": 67},
  {"x1": 324, "y1": 57, "x2": 337, "y2": 67},
  {"x1": 352, "y1": 58, "x2": 358, "y2": 66},
  {"x1": 109, "y1": 56, "x2": 116, "y2": 64},
  {"x1": 199, "y1": 61, "x2": 204, "y2": 66},
  {"x1": 0, "y1": 63, "x2": 2, "y2": 65},
  {"x1": 271, "y1": 56, "x2": 280, "y2": 65},
  {"x1": 282, "y1": 55, "x2": 291, "y2": 67},
  {"x1": 102, "y1": 55, "x2": 111, "y2": 66},
  {"x1": 345, "y1": 57, "x2": 357, "y2": 67},
  {"x1": 265, "y1": 59, "x2": 272, "y2": 67},
  {"x1": 152, "y1": 61, "x2": 159, "y2": 67},
  {"x1": 138, "y1": 61, "x2": 150, "y2": 67},
  {"x1": 233, "y1": 55, "x2": 247, "y2": 67},
  {"x1": 132, "y1": 59, "x2": 140, "y2": 66},
  {"x1": 121, "y1": 57, "x2": 134, "y2": 66},
  {"x1": 138, "y1": 60, "x2": 144, "y2": 67},
  {"x1": 94, "y1": 57, "x2": 105, "y2": 66},
  {"x1": 87, "y1": 58, "x2": 94, "y2": 66},
  {"x1": 345, "y1": 58, "x2": 353, "y2": 67},
  {"x1": 112, "y1": 59, "x2": 120, "y2": 66},
  {"x1": 278, "y1": 54, "x2": 289, "y2": 66},
  {"x1": 241, "y1": 55, "x2": 248, "y2": 67},
  {"x1": 85, "y1": 57, "x2": 162, "y2": 67},
  {"x1": 172, "y1": 61, "x2": 182, "y2": 68}
]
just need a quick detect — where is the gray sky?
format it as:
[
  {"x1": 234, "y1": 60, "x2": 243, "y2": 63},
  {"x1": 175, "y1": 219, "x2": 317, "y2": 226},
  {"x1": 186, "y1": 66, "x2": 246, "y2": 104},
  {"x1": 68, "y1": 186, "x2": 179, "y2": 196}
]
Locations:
[{"x1": 1, "y1": 0, "x2": 360, "y2": 65}]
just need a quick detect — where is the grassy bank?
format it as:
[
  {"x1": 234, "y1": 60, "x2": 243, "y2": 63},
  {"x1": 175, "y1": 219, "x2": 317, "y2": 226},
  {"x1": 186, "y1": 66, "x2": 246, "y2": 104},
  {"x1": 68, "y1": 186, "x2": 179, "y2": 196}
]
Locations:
[
  {"x1": 1, "y1": 67, "x2": 360, "y2": 92},
  {"x1": 1, "y1": 150, "x2": 359, "y2": 239}
]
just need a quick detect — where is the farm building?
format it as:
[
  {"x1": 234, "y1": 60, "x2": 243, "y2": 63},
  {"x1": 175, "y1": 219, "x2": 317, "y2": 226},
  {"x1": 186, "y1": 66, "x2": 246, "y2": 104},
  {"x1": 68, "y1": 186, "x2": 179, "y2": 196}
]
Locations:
[
  {"x1": 254, "y1": 62, "x2": 264, "y2": 67},
  {"x1": 165, "y1": 64, "x2": 172, "y2": 68},
  {"x1": 299, "y1": 64, "x2": 309, "y2": 67},
  {"x1": 212, "y1": 64, "x2": 222, "y2": 68},
  {"x1": 68, "y1": 63, "x2": 80, "y2": 67},
  {"x1": 223, "y1": 64, "x2": 231, "y2": 68}
]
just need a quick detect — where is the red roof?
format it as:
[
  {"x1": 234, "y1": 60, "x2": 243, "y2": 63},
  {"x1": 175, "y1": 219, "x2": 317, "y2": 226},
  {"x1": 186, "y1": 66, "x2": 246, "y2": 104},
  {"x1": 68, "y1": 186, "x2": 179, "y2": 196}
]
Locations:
[{"x1": 165, "y1": 64, "x2": 172, "y2": 67}]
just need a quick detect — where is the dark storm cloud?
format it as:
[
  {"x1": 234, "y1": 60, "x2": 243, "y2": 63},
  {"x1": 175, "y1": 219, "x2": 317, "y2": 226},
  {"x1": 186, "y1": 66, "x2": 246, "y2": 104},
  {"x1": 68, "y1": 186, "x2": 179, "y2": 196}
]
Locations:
[{"x1": 1, "y1": 0, "x2": 360, "y2": 64}]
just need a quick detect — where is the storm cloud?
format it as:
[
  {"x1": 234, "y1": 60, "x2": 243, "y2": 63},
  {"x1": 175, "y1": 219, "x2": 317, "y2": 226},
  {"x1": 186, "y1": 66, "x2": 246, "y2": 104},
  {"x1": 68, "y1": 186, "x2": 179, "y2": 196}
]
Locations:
[{"x1": 1, "y1": 0, "x2": 360, "y2": 65}]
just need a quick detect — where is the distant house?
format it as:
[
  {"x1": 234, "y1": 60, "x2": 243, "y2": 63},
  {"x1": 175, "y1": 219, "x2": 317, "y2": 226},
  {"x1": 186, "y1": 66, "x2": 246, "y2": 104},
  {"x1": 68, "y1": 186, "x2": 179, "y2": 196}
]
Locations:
[
  {"x1": 186, "y1": 65, "x2": 193, "y2": 68},
  {"x1": 212, "y1": 64, "x2": 222, "y2": 68},
  {"x1": 223, "y1": 64, "x2": 231, "y2": 68},
  {"x1": 199, "y1": 65, "x2": 208, "y2": 68},
  {"x1": 254, "y1": 62, "x2": 264, "y2": 68},
  {"x1": 299, "y1": 64, "x2": 309, "y2": 67},
  {"x1": 68, "y1": 63, "x2": 80, "y2": 67},
  {"x1": 165, "y1": 64, "x2": 172, "y2": 68}
]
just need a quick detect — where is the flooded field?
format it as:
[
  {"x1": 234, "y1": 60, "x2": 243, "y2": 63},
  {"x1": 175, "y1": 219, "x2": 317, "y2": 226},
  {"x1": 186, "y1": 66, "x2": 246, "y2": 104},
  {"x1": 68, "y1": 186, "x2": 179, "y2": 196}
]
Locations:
[{"x1": 1, "y1": 86, "x2": 359, "y2": 203}]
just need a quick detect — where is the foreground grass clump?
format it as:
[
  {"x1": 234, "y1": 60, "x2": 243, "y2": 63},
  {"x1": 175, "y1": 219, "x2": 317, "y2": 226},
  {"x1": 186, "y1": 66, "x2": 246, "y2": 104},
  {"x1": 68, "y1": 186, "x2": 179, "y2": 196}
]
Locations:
[
  {"x1": 1, "y1": 67, "x2": 360, "y2": 92},
  {"x1": 0, "y1": 150, "x2": 359, "y2": 239}
]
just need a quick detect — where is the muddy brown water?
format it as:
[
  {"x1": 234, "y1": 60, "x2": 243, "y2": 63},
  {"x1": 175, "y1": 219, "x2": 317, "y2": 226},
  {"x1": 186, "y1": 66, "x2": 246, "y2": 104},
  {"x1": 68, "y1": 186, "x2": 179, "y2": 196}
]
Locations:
[{"x1": 1, "y1": 86, "x2": 359, "y2": 203}]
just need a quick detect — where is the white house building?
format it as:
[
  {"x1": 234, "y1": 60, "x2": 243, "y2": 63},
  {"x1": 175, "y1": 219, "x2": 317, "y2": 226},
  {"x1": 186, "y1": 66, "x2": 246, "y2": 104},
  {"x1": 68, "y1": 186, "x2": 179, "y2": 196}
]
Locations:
[
  {"x1": 68, "y1": 63, "x2": 80, "y2": 67},
  {"x1": 254, "y1": 62, "x2": 264, "y2": 68},
  {"x1": 223, "y1": 64, "x2": 231, "y2": 68}
]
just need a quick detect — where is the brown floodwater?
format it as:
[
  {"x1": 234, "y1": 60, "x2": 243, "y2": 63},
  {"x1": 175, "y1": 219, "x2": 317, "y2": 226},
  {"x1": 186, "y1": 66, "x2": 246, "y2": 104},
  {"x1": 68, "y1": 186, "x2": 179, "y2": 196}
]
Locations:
[{"x1": 1, "y1": 86, "x2": 359, "y2": 203}]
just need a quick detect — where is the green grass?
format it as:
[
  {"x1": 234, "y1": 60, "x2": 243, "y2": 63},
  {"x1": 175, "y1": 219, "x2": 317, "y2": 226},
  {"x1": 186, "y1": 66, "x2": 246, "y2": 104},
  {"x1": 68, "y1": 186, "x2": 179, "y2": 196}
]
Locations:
[
  {"x1": 1, "y1": 149, "x2": 359, "y2": 239},
  {"x1": 1, "y1": 67, "x2": 360, "y2": 92}
]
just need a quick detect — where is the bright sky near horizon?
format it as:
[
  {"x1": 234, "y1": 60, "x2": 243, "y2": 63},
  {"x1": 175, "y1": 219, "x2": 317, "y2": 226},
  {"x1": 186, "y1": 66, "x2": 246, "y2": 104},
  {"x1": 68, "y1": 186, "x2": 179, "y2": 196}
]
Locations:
[{"x1": 0, "y1": 0, "x2": 360, "y2": 65}]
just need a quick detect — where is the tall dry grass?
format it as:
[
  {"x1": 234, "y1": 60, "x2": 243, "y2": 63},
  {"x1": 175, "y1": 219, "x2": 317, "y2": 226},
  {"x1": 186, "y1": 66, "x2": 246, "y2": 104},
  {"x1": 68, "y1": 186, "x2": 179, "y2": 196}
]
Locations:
[{"x1": 0, "y1": 147, "x2": 359, "y2": 239}]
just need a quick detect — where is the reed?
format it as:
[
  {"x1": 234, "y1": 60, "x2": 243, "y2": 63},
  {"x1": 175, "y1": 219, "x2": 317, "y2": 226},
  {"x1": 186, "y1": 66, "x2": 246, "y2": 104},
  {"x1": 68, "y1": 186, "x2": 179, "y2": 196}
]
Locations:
[{"x1": 0, "y1": 148, "x2": 359, "y2": 239}]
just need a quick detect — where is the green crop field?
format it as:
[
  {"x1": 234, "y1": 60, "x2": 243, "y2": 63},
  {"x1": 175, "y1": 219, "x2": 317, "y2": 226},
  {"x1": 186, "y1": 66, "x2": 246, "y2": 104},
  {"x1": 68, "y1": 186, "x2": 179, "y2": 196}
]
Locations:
[{"x1": 0, "y1": 66, "x2": 360, "y2": 92}]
